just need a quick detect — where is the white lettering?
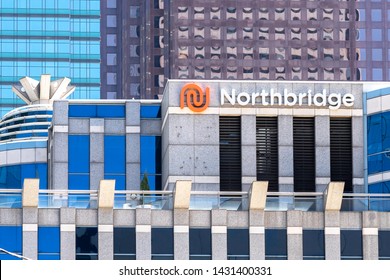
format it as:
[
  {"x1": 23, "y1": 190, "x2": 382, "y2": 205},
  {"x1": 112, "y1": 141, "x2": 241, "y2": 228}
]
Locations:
[
  {"x1": 237, "y1": 92, "x2": 251, "y2": 105},
  {"x1": 313, "y1": 89, "x2": 327, "y2": 107},
  {"x1": 328, "y1": 93, "x2": 342, "y2": 109},
  {"x1": 221, "y1": 88, "x2": 235, "y2": 105},
  {"x1": 260, "y1": 90, "x2": 269, "y2": 105},
  {"x1": 284, "y1": 89, "x2": 297, "y2": 106},
  {"x1": 270, "y1": 89, "x2": 282, "y2": 106},
  {"x1": 342, "y1": 93, "x2": 355, "y2": 107}
]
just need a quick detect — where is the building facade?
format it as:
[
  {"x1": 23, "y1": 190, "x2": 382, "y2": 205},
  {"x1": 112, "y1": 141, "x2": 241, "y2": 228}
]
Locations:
[{"x1": 0, "y1": 0, "x2": 100, "y2": 117}]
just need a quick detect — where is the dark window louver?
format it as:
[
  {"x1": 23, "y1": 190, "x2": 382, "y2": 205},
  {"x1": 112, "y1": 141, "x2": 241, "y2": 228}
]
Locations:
[
  {"x1": 330, "y1": 118, "x2": 353, "y2": 193},
  {"x1": 256, "y1": 117, "x2": 278, "y2": 191},
  {"x1": 219, "y1": 116, "x2": 241, "y2": 191},
  {"x1": 293, "y1": 118, "x2": 315, "y2": 192}
]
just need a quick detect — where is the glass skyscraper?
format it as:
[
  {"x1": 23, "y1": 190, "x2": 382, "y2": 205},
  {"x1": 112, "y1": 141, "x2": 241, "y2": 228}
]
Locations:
[{"x1": 0, "y1": 0, "x2": 100, "y2": 117}]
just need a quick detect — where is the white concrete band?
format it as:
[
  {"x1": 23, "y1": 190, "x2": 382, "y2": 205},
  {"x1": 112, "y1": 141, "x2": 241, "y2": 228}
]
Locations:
[
  {"x1": 90, "y1": 126, "x2": 104, "y2": 133},
  {"x1": 287, "y1": 227, "x2": 303, "y2": 235},
  {"x1": 242, "y1": 177, "x2": 257, "y2": 184},
  {"x1": 53, "y1": 125, "x2": 68, "y2": 133},
  {"x1": 136, "y1": 225, "x2": 151, "y2": 233},
  {"x1": 60, "y1": 224, "x2": 76, "y2": 232},
  {"x1": 212, "y1": 226, "x2": 227, "y2": 234},
  {"x1": 249, "y1": 226, "x2": 265, "y2": 234},
  {"x1": 363, "y1": 228, "x2": 378, "y2": 236},
  {"x1": 126, "y1": 126, "x2": 141, "y2": 133},
  {"x1": 98, "y1": 225, "x2": 113, "y2": 233},
  {"x1": 279, "y1": 177, "x2": 294, "y2": 184},
  {"x1": 174, "y1": 226, "x2": 189, "y2": 233},
  {"x1": 325, "y1": 227, "x2": 341, "y2": 235},
  {"x1": 23, "y1": 224, "x2": 38, "y2": 232}
]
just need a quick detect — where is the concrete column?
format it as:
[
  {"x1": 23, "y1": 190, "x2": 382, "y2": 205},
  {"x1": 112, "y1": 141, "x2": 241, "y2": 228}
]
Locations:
[
  {"x1": 287, "y1": 211, "x2": 303, "y2": 260},
  {"x1": 352, "y1": 116, "x2": 364, "y2": 192},
  {"x1": 98, "y1": 209, "x2": 113, "y2": 260},
  {"x1": 324, "y1": 211, "x2": 341, "y2": 260},
  {"x1": 22, "y1": 179, "x2": 39, "y2": 260},
  {"x1": 90, "y1": 119, "x2": 104, "y2": 190},
  {"x1": 362, "y1": 212, "x2": 379, "y2": 260},
  {"x1": 52, "y1": 100, "x2": 69, "y2": 190},
  {"x1": 278, "y1": 115, "x2": 294, "y2": 192},
  {"x1": 136, "y1": 208, "x2": 152, "y2": 260},
  {"x1": 60, "y1": 208, "x2": 76, "y2": 260},
  {"x1": 249, "y1": 210, "x2": 265, "y2": 260},
  {"x1": 315, "y1": 116, "x2": 330, "y2": 192},
  {"x1": 126, "y1": 102, "x2": 141, "y2": 190},
  {"x1": 241, "y1": 115, "x2": 257, "y2": 192},
  {"x1": 211, "y1": 209, "x2": 227, "y2": 260},
  {"x1": 174, "y1": 209, "x2": 189, "y2": 260}
]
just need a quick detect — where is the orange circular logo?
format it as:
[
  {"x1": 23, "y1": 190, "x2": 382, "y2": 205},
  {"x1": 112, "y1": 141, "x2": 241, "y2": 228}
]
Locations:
[{"x1": 180, "y1": 83, "x2": 210, "y2": 112}]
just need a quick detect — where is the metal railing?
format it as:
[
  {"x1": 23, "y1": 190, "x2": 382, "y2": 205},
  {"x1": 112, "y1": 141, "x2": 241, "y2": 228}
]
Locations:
[{"x1": 1, "y1": 189, "x2": 390, "y2": 212}]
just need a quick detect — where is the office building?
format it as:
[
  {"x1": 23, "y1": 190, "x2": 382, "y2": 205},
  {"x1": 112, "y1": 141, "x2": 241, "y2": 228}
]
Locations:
[{"x1": 0, "y1": 0, "x2": 100, "y2": 117}]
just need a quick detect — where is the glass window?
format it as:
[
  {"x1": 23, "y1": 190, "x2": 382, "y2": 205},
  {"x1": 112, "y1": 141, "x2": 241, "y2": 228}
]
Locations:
[
  {"x1": 227, "y1": 229, "x2": 249, "y2": 260},
  {"x1": 107, "y1": 73, "x2": 117, "y2": 85},
  {"x1": 141, "y1": 136, "x2": 162, "y2": 190},
  {"x1": 69, "y1": 105, "x2": 125, "y2": 118},
  {"x1": 372, "y1": 49, "x2": 383, "y2": 61},
  {"x1": 104, "y1": 135, "x2": 125, "y2": 173},
  {"x1": 379, "y1": 231, "x2": 390, "y2": 259},
  {"x1": 38, "y1": 227, "x2": 60, "y2": 260},
  {"x1": 189, "y1": 228, "x2": 211, "y2": 260},
  {"x1": 303, "y1": 230, "x2": 325, "y2": 260},
  {"x1": 107, "y1": 54, "x2": 117, "y2": 65},
  {"x1": 0, "y1": 226, "x2": 22, "y2": 260},
  {"x1": 68, "y1": 174, "x2": 90, "y2": 190},
  {"x1": 340, "y1": 230, "x2": 363, "y2": 260},
  {"x1": 114, "y1": 228, "x2": 136, "y2": 260},
  {"x1": 69, "y1": 135, "x2": 90, "y2": 173},
  {"x1": 140, "y1": 105, "x2": 161, "y2": 119},
  {"x1": 69, "y1": 105, "x2": 97, "y2": 118},
  {"x1": 265, "y1": 229, "x2": 287, "y2": 260},
  {"x1": 151, "y1": 228, "x2": 174, "y2": 260},
  {"x1": 373, "y1": 68, "x2": 383, "y2": 81},
  {"x1": 76, "y1": 227, "x2": 98, "y2": 260},
  {"x1": 107, "y1": 15, "x2": 117, "y2": 27},
  {"x1": 107, "y1": 34, "x2": 117, "y2": 46},
  {"x1": 107, "y1": 0, "x2": 116, "y2": 8},
  {"x1": 372, "y1": 9, "x2": 382, "y2": 21},
  {"x1": 372, "y1": 29, "x2": 382, "y2": 41},
  {"x1": 367, "y1": 114, "x2": 382, "y2": 155}
]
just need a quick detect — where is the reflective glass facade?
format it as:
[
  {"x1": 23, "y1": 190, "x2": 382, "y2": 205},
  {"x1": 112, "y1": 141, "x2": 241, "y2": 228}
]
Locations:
[
  {"x1": 0, "y1": 226, "x2": 22, "y2": 260},
  {"x1": 0, "y1": 0, "x2": 100, "y2": 117},
  {"x1": 0, "y1": 163, "x2": 47, "y2": 189},
  {"x1": 38, "y1": 227, "x2": 60, "y2": 260}
]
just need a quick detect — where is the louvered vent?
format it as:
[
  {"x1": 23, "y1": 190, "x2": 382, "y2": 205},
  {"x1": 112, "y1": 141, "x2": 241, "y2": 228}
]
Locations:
[
  {"x1": 256, "y1": 117, "x2": 278, "y2": 191},
  {"x1": 219, "y1": 116, "x2": 242, "y2": 191}
]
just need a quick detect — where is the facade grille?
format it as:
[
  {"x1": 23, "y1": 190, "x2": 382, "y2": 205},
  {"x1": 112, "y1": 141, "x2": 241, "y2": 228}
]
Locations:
[
  {"x1": 293, "y1": 118, "x2": 315, "y2": 192},
  {"x1": 256, "y1": 117, "x2": 278, "y2": 191},
  {"x1": 330, "y1": 118, "x2": 353, "y2": 193},
  {"x1": 219, "y1": 116, "x2": 241, "y2": 191}
]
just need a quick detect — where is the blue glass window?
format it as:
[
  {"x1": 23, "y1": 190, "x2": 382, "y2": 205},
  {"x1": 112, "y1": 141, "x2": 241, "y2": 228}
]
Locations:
[
  {"x1": 303, "y1": 230, "x2": 325, "y2": 260},
  {"x1": 76, "y1": 227, "x2": 98, "y2": 260},
  {"x1": 114, "y1": 228, "x2": 136, "y2": 260},
  {"x1": 104, "y1": 136, "x2": 125, "y2": 174},
  {"x1": 69, "y1": 105, "x2": 125, "y2": 118},
  {"x1": 140, "y1": 104, "x2": 161, "y2": 119},
  {"x1": 340, "y1": 230, "x2": 363, "y2": 260},
  {"x1": 0, "y1": 164, "x2": 47, "y2": 190},
  {"x1": 151, "y1": 228, "x2": 174, "y2": 260},
  {"x1": 367, "y1": 114, "x2": 382, "y2": 155},
  {"x1": 69, "y1": 135, "x2": 90, "y2": 173},
  {"x1": 0, "y1": 226, "x2": 22, "y2": 260},
  {"x1": 227, "y1": 229, "x2": 249, "y2": 260},
  {"x1": 265, "y1": 229, "x2": 287, "y2": 260},
  {"x1": 140, "y1": 136, "x2": 161, "y2": 190},
  {"x1": 379, "y1": 231, "x2": 390, "y2": 260},
  {"x1": 189, "y1": 228, "x2": 211, "y2": 260},
  {"x1": 38, "y1": 227, "x2": 60, "y2": 260}
]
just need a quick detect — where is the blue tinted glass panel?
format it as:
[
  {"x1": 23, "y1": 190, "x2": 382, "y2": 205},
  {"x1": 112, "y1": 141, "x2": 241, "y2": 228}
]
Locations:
[
  {"x1": 340, "y1": 230, "x2": 363, "y2": 259},
  {"x1": 38, "y1": 227, "x2": 60, "y2": 253},
  {"x1": 68, "y1": 174, "x2": 89, "y2": 190},
  {"x1": 367, "y1": 114, "x2": 382, "y2": 155},
  {"x1": 105, "y1": 174, "x2": 125, "y2": 190},
  {"x1": 38, "y1": 254, "x2": 60, "y2": 260},
  {"x1": 76, "y1": 227, "x2": 98, "y2": 255},
  {"x1": 379, "y1": 231, "x2": 390, "y2": 259},
  {"x1": 104, "y1": 136, "x2": 125, "y2": 174},
  {"x1": 369, "y1": 181, "x2": 390, "y2": 193},
  {"x1": 265, "y1": 229, "x2": 287, "y2": 260},
  {"x1": 139, "y1": 174, "x2": 161, "y2": 191},
  {"x1": 227, "y1": 229, "x2": 249, "y2": 259},
  {"x1": 0, "y1": 226, "x2": 22, "y2": 252},
  {"x1": 69, "y1": 105, "x2": 97, "y2": 118},
  {"x1": 69, "y1": 135, "x2": 90, "y2": 173},
  {"x1": 151, "y1": 228, "x2": 173, "y2": 258},
  {"x1": 189, "y1": 228, "x2": 211, "y2": 259},
  {"x1": 0, "y1": 165, "x2": 21, "y2": 189},
  {"x1": 382, "y1": 112, "x2": 390, "y2": 151},
  {"x1": 97, "y1": 105, "x2": 125, "y2": 118},
  {"x1": 140, "y1": 105, "x2": 161, "y2": 118},
  {"x1": 303, "y1": 230, "x2": 325, "y2": 260},
  {"x1": 140, "y1": 136, "x2": 161, "y2": 174},
  {"x1": 114, "y1": 228, "x2": 136, "y2": 257},
  {"x1": 0, "y1": 254, "x2": 22, "y2": 260},
  {"x1": 368, "y1": 154, "x2": 382, "y2": 175}
]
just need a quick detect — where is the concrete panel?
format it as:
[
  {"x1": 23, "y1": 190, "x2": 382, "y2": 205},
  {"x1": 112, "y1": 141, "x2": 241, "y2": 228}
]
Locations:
[
  {"x1": 126, "y1": 102, "x2": 140, "y2": 126},
  {"x1": 212, "y1": 210, "x2": 227, "y2": 226},
  {"x1": 174, "y1": 183, "x2": 191, "y2": 210},
  {"x1": 98, "y1": 209, "x2": 113, "y2": 225},
  {"x1": 363, "y1": 211, "x2": 379, "y2": 228},
  {"x1": 325, "y1": 234, "x2": 341, "y2": 260},
  {"x1": 278, "y1": 146, "x2": 294, "y2": 177},
  {"x1": 278, "y1": 115, "x2": 293, "y2": 146},
  {"x1": 21, "y1": 149, "x2": 35, "y2": 163},
  {"x1": 241, "y1": 146, "x2": 256, "y2": 177},
  {"x1": 98, "y1": 232, "x2": 113, "y2": 260},
  {"x1": 23, "y1": 208, "x2": 38, "y2": 224},
  {"x1": 6, "y1": 149, "x2": 20, "y2": 165},
  {"x1": 0, "y1": 209, "x2": 22, "y2": 225},
  {"x1": 76, "y1": 209, "x2": 98, "y2": 226},
  {"x1": 140, "y1": 119, "x2": 161, "y2": 135},
  {"x1": 98, "y1": 181, "x2": 115, "y2": 209},
  {"x1": 22, "y1": 179, "x2": 39, "y2": 207},
  {"x1": 325, "y1": 182, "x2": 344, "y2": 211},
  {"x1": 69, "y1": 119, "x2": 89, "y2": 134},
  {"x1": 194, "y1": 145, "x2": 220, "y2": 176},
  {"x1": 60, "y1": 208, "x2": 76, "y2": 224},
  {"x1": 212, "y1": 233, "x2": 227, "y2": 260},
  {"x1": 316, "y1": 146, "x2": 330, "y2": 177},
  {"x1": 351, "y1": 84, "x2": 363, "y2": 109},
  {"x1": 325, "y1": 211, "x2": 340, "y2": 227},
  {"x1": 90, "y1": 163, "x2": 104, "y2": 190},
  {"x1": 38, "y1": 209, "x2": 60, "y2": 225},
  {"x1": 53, "y1": 101, "x2": 69, "y2": 126},
  {"x1": 189, "y1": 211, "x2": 211, "y2": 227},
  {"x1": 250, "y1": 233, "x2": 265, "y2": 260},
  {"x1": 52, "y1": 162, "x2": 68, "y2": 189},
  {"x1": 378, "y1": 212, "x2": 390, "y2": 229},
  {"x1": 35, "y1": 148, "x2": 47, "y2": 162},
  {"x1": 23, "y1": 231, "x2": 37, "y2": 260},
  {"x1": 288, "y1": 234, "x2": 303, "y2": 260},
  {"x1": 353, "y1": 147, "x2": 364, "y2": 177},
  {"x1": 302, "y1": 212, "x2": 324, "y2": 229},
  {"x1": 315, "y1": 116, "x2": 330, "y2": 146},
  {"x1": 113, "y1": 210, "x2": 136, "y2": 226},
  {"x1": 136, "y1": 232, "x2": 151, "y2": 260},
  {"x1": 174, "y1": 209, "x2": 189, "y2": 225},
  {"x1": 167, "y1": 115, "x2": 194, "y2": 145},
  {"x1": 126, "y1": 163, "x2": 141, "y2": 190},
  {"x1": 340, "y1": 212, "x2": 362, "y2": 229},
  {"x1": 126, "y1": 134, "x2": 140, "y2": 163},
  {"x1": 227, "y1": 211, "x2": 249, "y2": 227},
  {"x1": 53, "y1": 133, "x2": 68, "y2": 162},
  {"x1": 287, "y1": 211, "x2": 303, "y2": 227},
  {"x1": 363, "y1": 235, "x2": 379, "y2": 260},
  {"x1": 151, "y1": 210, "x2": 173, "y2": 227},
  {"x1": 174, "y1": 232, "x2": 189, "y2": 260},
  {"x1": 105, "y1": 119, "x2": 125, "y2": 134},
  {"x1": 241, "y1": 115, "x2": 256, "y2": 146},
  {"x1": 265, "y1": 212, "x2": 287, "y2": 228},
  {"x1": 61, "y1": 231, "x2": 75, "y2": 260},
  {"x1": 136, "y1": 208, "x2": 152, "y2": 225},
  {"x1": 90, "y1": 134, "x2": 104, "y2": 163},
  {"x1": 249, "y1": 210, "x2": 265, "y2": 226},
  {"x1": 194, "y1": 115, "x2": 220, "y2": 145},
  {"x1": 168, "y1": 145, "x2": 195, "y2": 175},
  {"x1": 352, "y1": 116, "x2": 363, "y2": 147}
]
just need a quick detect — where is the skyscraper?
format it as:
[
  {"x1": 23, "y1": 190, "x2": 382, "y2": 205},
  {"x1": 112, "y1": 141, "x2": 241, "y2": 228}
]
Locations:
[{"x1": 0, "y1": 0, "x2": 100, "y2": 117}]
